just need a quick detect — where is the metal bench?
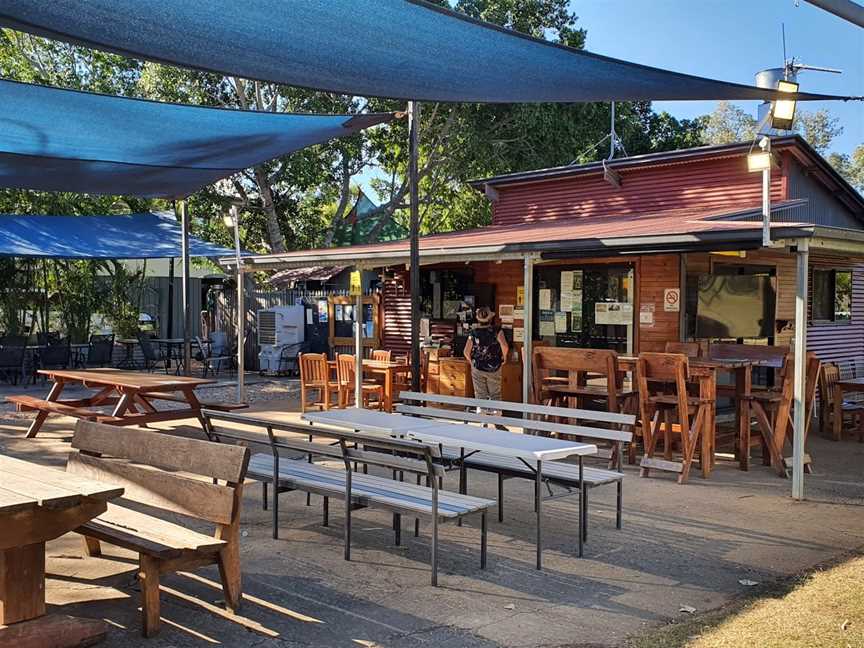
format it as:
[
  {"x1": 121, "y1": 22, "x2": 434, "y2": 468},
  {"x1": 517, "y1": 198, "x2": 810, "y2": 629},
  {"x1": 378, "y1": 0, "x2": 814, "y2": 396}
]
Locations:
[
  {"x1": 66, "y1": 421, "x2": 250, "y2": 637},
  {"x1": 397, "y1": 391, "x2": 634, "y2": 534},
  {"x1": 202, "y1": 410, "x2": 495, "y2": 586}
]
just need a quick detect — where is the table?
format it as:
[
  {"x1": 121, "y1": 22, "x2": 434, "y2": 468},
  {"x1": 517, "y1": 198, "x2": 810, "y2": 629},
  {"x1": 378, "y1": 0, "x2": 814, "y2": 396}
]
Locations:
[
  {"x1": 70, "y1": 343, "x2": 89, "y2": 368},
  {"x1": 20, "y1": 369, "x2": 216, "y2": 438},
  {"x1": 115, "y1": 338, "x2": 139, "y2": 369},
  {"x1": 152, "y1": 338, "x2": 186, "y2": 374},
  {"x1": 618, "y1": 356, "x2": 758, "y2": 474},
  {"x1": 0, "y1": 454, "x2": 123, "y2": 646},
  {"x1": 305, "y1": 409, "x2": 597, "y2": 568},
  {"x1": 834, "y1": 377, "x2": 864, "y2": 441},
  {"x1": 362, "y1": 360, "x2": 411, "y2": 412}
]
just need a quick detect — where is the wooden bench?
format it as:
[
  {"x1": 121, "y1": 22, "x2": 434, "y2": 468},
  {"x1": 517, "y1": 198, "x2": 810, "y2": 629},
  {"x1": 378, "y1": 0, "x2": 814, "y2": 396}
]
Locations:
[
  {"x1": 396, "y1": 391, "x2": 634, "y2": 533},
  {"x1": 202, "y1": 410, "x2": 494, "y2": 586},
  {"x1": 6, "y1": 394, "x2": 121, "y2": 423},
  {"x1": 66, "y1": 420, "x2": 250, "y2": 637}
]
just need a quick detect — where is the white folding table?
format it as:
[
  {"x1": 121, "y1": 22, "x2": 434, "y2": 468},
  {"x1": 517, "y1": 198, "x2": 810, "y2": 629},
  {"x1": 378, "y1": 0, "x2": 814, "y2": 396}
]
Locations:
[{"x1": 303, "y1": 409, "x2": 597, "y2": 569}]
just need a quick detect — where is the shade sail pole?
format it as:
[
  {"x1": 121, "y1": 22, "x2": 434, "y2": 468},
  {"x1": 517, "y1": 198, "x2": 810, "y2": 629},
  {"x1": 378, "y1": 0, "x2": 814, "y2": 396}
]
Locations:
[
  {"x1": 409, "y1": 100, "x2": 421, "y2": 391},
  {"x1": 231, "y1": 206, "x2": 246, "y2": 403},
  {"x1": 178, "y1": 199, "x2": 192, "y2": 376},
  {"x1": 522, "y1": 255, "x2": 535, "y2": 403},
  {"x1": 792, "y1": 241, "x2": 809, "y2": 500},
  {"x1": 355, "y1": 277, "x2": 363, "y2": 407}
]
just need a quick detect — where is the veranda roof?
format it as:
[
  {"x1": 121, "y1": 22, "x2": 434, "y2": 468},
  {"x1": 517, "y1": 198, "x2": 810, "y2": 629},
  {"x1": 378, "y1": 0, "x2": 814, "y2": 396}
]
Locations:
[
  {"x1": 0, "y1": 212, "x2": 237, "y2": 259},
  {"x1": 0, "y1": 79, "x2": 392, "y2": 198},
  {"x1": 0, "y1": 1, "x2": 856, "y2": 103}
]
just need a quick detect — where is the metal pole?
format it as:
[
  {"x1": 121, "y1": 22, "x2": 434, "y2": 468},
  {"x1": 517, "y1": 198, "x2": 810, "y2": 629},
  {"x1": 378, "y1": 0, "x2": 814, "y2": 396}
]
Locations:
[
  {"x1": 792, "y1": 241, "x2": 808, "y2": 500},
  {"x1": 804, "y1": 0, "x2": 864, "y2": 28},
  {"x1": 762, "y1": 139, "x2": 772, "y2": 247},
  {"x1": 232, "y1": 206, "x2": 246, "y2": 403},
  {"x1": 522, "y1": 255, "x2": 535, "y2": 403},
  {"x1": 355, "y1": 275, "x2": 363, "y2": 408},
  {"x1": 408, "y1": 100, "x2": 421, "y2": 391},
  {"x1": 178, "y1": 199, "x2": 192, "y2": 376}
]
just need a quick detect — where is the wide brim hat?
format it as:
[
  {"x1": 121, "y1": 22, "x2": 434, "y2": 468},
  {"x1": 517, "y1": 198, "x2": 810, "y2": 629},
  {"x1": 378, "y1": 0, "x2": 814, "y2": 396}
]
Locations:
[{"x1": 475, "y1": 307, "x2": 494, "y2": 323}]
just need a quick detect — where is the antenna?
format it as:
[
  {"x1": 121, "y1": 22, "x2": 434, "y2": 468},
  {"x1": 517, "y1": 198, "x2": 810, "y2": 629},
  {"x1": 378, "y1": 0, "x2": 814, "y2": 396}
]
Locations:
[{"x1": 781, "y1": 24, "x2": 843, "y2": 79}]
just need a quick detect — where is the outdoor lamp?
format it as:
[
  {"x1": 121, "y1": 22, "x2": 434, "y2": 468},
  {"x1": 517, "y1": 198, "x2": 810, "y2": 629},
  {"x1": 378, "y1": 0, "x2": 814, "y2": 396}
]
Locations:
[
  {"x1": 771, "y1": 79, "x2": 798, "y2": 131},
  {"x1": 222, "y1": 211, "x2": 236, "y2": 228},
  {"x1": 747, "y1": 150, "x2": 773, "y2": 172}
]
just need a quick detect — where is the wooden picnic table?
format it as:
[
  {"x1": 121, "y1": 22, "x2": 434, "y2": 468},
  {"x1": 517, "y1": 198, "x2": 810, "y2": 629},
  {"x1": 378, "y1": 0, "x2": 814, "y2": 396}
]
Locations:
[
  {"x1": 0, "y1": 454, "x2": 123, "y2": 646},
  {"x1": 362, "y1": 359, "x2": 410, "y2": 412},
  {"x1": 834, "y1": 376, "x2": 864, "y2": 441},
  {"x1": 9, "y1": 368, "x2": 216, "y2": 439}
]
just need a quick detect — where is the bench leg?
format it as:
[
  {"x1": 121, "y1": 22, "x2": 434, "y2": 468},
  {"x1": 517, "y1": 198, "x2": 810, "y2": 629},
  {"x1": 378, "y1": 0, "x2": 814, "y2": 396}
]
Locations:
[
  {"x1": 217, "y1": 542, "x2": 243, "y2": 613},
  {"x1": 262, "y1": 482, "x2": 268, "y2": 511},
  {"x1": 616, "y1": 481, "x2": 623, "y2": 530},
  {"x1": 394, "y1": 514, "x2": 401, "y2": 546},
  {"x1": 480, "y1": 512, "x2": 487, "y2": 570},
  {"x1": 431, "y1": 513, "x2": 438, "y2": 587},
  {"x1": 82, "y1": 536, "x2": 101, "y2": 558},
  {"x1": 139, "y1": 555, "x2": 161, "y2": 637},
  {"x1": 582, "y1": 484, "x2": 588, "y2": 544},
  {"x1": 577, "y1": 457, "x2": 583, "y2": 559},
  {"x1": 498, "y1": 473, "x2": 504, "y2": 523},
  {"x1": 345, "y1": 474, "x2": 352, "y2": 561},
  {"x1": 323, "y1": 496, "x2": 329, "y2": 527},
  {"x1": 25, "y1": 410, "x2": 49, "y2": 439},
  {"x1": 536, "y1": 459, "x2": 543, "y2": 570}
]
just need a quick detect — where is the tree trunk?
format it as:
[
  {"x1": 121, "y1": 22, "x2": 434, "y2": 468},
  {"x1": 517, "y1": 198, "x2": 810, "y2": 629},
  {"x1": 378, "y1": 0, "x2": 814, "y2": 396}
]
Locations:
[{"x1": 253, "y1": 166, "x2": 287, "y2": 254}]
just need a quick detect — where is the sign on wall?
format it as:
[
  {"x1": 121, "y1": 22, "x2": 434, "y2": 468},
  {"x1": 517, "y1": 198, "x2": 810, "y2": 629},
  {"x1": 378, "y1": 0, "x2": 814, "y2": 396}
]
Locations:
[{"x1": 664, "y1": 288, "x2": 680, "y2": 312}]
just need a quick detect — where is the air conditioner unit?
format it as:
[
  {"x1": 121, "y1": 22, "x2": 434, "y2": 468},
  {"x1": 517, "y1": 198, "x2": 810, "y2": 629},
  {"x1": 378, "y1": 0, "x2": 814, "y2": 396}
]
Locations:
[{"x1": 257, "y1": 305, "x2": 305, "y2": 374}]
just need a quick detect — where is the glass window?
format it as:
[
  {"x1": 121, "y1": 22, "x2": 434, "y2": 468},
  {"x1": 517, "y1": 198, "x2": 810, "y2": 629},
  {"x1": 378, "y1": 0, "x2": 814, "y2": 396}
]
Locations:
[{"x1": 812, "y1": 269, "x2": 852, "y2": 322}]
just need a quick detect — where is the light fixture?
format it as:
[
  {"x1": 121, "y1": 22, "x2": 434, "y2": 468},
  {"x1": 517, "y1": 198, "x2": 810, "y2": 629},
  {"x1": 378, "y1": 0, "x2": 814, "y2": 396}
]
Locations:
[
  {"x1": 222, "y1": 211, "x2": 236, "y2": 228},
  {"x1": 747, "y1": 151, "x2": 773, "y2": 172},
  {"x1": 771, "y1": 79, "x2": 798, "y2": 131}
]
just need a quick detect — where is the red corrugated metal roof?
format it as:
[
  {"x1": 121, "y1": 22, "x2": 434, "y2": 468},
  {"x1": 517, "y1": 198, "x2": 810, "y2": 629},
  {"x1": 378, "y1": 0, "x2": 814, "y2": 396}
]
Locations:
[
  {"x1": 240, "y1": 202, "x2": 808, "y2": 266},
  {"x1": 269, "y1": 265, "x2": 346, "y2": 285}
]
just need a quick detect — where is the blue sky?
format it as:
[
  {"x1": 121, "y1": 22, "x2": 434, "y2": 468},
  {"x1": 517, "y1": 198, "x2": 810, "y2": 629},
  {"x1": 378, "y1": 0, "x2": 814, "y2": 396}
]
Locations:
[{"x1": 572, "y1": 0, "x2": 863, "y2": 156}]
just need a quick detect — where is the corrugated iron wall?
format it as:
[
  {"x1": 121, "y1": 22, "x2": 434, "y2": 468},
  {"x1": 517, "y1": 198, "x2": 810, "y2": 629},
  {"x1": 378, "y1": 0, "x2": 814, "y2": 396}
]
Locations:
[{"x1": 491, "y1": 156, "x2": 783, "y2": 227}]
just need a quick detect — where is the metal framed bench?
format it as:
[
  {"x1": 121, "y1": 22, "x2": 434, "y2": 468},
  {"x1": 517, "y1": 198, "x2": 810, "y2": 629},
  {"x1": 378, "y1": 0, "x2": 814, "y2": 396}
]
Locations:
[
  {"x1": 66, "y1": 421, "x2": 250, "y2": 637},
  {"x1": 202, "y1": 410, "x2": 494, "y2": 586},
  {"x1": 397, "y1": 391, "x2": 634, "y2": 536}
]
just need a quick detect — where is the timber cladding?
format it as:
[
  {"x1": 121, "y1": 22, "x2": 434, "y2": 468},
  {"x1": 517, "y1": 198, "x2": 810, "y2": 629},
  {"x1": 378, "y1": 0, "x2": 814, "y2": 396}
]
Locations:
[{"x1": 636, "y1": 254, "x2": 681, "y2": 353}]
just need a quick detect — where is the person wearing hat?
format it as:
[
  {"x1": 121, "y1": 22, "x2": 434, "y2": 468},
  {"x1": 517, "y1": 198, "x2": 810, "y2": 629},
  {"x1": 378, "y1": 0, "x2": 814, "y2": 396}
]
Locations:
[{"x1": 463, "y1": 306, "x2": 509, "y2": 402}]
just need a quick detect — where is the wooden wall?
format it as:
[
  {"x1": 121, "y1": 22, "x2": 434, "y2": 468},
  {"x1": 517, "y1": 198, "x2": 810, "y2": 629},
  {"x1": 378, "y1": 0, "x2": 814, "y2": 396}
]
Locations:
[{"x1": 636, "y1": 254, "x2": 682, "y2": 352}]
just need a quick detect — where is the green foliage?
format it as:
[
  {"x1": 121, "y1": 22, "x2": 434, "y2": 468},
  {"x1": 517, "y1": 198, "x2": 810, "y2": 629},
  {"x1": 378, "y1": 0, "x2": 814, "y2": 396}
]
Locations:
[
  {"x1": 102, "y1": 261, "x2": 145, "y2": 338},
  {"x1": 829, "y1": 145, "x2": 864, "y2": 193},
  {"x1": 703, "y1": 101, "x2": 757, "y2": 145},
  {"x1": 53, "y1": 260, "x2": 104, "y2": 342}
]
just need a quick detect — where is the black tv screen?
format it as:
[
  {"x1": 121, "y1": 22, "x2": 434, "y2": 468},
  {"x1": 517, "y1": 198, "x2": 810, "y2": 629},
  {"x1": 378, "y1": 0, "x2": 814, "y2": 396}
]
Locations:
[{"x1": 696, "y1": 274, "x2": 775, "y2": 339}]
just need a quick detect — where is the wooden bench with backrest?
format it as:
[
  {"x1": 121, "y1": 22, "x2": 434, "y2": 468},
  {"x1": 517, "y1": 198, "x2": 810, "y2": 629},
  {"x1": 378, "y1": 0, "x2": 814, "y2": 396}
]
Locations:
[
  {"x1": 66, "y1": 421, "x2": 250, "y2": 637},
  {"x1": 201, "y1": 409, "x2": 494, "y2": 586},
  {"x1": 396, "y1": 391, "x2": 633, "y2": 531}
]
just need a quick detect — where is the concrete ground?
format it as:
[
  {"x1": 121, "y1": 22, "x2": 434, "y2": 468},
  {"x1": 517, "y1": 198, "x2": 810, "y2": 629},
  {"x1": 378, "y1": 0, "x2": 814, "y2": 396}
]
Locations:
[{"x1": 1, "y1": 379, "x2": 862, "y2": 648}]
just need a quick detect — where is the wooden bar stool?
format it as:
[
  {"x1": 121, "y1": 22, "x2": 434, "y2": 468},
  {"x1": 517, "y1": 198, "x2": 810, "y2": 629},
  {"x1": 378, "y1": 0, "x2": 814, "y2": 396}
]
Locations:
[{"x1": 636, "y1": 352, "x2": 711, "y2": 484}]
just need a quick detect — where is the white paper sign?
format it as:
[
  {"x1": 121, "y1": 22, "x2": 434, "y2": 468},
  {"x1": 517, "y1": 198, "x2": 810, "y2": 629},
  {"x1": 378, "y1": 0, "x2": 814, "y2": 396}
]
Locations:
[
  {"x1": 539, "y1": 321, "x2": 556, "y2": 337},
  {"x1": 664, "y1": 288, "x2": 681, "y2": 312},
  {"x1": 539, "y1": 289, "x2": 552, "y2": 310},
  {"x1": 595, "y1": 302, "x2": 633, "y2": 326},
  {"x1": 513, "y1": 327, "x2": 524, "y2": 342},
  {"x1": 554, "y1": 312, "x2": 568, "y2": 333},
  {"x1": 639, "y1": 303, "x2": 655, "y2": 327}
]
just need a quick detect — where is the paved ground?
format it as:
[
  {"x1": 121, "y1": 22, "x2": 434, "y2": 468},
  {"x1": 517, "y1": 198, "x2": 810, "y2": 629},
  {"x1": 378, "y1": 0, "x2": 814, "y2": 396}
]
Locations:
[{"x1": 1, "y1": 379, "x2": 862, "y2": 647}]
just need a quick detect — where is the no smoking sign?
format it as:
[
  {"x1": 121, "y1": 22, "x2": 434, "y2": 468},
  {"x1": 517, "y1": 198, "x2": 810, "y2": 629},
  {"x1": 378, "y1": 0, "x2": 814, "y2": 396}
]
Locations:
[{"x1": 663, "y1": 288, "x2": 680, "y2": 312}]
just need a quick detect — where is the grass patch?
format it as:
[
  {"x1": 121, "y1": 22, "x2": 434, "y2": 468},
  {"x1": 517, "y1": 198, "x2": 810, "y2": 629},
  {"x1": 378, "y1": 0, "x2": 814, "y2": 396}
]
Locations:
[{"x1": 626, "y1": 553, "x2": 864, "y2": 648}]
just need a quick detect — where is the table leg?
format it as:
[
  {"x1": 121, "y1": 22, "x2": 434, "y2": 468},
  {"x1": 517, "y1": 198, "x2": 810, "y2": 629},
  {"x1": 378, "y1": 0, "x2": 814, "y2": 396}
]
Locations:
[
  {"x1": 535, "y1": 459, "x2": 543, "y2": 570},
  {"x1": 111, "y1": 391, "x2": 134, "y2": 418},
  {"x1": 738, "y1": 366, "x2": 752, "y2": 471},
  {"x1": 385, "y1": 368, "x2": 393, "y2": 413},
  {"x1": 833, "y1": 385, "x2": 843, "y2": 441},
  {"x1": 699, "y1": 373, "x2": 715, "y2": 478},
  {"x1": 0, "y1": 542, "x2": 44, "y2": 624},
  {"x1": 25, "y1": 380, "x2": 65, "y2": 439}
]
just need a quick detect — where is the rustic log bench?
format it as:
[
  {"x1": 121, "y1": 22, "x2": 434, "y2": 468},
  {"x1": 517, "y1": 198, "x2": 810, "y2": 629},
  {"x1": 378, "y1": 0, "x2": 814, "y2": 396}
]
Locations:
[
  {"x1": 66, "y1": 420, "x2": 250, "y2": 637},
  {"x1": 396, "y1": 391, "x2": 634, "y2": 535},
  {"x1": 202, "y1": 410, "x2": 494, "y2": 586}
]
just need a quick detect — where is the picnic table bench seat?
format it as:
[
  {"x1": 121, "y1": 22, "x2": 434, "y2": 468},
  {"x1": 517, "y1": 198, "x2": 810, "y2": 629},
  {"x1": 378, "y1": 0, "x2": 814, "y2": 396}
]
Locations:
[
  {"x1": 6, "y1": 394, "x2": 122, "y2": 423},
  {"x1": 146, "y1": 391, "x2": 248, "y2": 412},
  {"x1": 248, "y1": 453, "x2": 493, "y2": 519}
]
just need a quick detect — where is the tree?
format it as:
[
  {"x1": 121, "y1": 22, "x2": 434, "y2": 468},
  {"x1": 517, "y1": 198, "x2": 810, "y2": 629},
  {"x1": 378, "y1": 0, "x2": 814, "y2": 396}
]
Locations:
[
  {"x1": 829, "y1": 145, "x2": 864, "y2": 192},
  {"x1": 795, "y1": 109, "x2": 844, "y2": 155},
  {"x1": 703, "y1": 101, "x2": 758, "y2": 145}
]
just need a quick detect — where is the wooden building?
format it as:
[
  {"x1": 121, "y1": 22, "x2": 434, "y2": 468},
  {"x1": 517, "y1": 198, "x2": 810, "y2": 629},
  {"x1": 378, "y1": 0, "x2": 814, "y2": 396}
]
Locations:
[{"x1": 231, "y1": 134, "x2": 864, "y2": 401}]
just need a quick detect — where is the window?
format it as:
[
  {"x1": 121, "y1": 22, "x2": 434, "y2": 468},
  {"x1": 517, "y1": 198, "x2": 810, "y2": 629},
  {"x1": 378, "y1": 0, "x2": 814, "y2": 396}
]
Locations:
[{"x1": 812, "y1": 269, "x2": 852, "y2": 322}]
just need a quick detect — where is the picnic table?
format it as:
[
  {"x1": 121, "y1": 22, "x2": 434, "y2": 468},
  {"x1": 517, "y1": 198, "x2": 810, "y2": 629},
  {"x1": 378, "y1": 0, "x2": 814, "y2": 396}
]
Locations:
[
  {"x1": 7, "y1": 368, "x2": 217, "y2": 438},
  {"x1": 834, "y1": 376, "x2": 864, "y2": 441},
  {"x1": 0, "y1": 454, "x2": 123, "y2": 646},
  {"x1": 362, "y1": 359, "x2": 411, "y2": 412},
  {"x1": 303, "y1": 409, "x2": 597, "y2": 568}
]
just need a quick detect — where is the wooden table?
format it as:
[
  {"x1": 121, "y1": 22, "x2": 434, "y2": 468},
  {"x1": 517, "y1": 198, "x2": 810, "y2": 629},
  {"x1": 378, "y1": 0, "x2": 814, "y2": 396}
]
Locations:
[
  {"x1": 15, "y1": 369, "x2": 216, "y2": 438},
  {"x1": 362, "y1": 360, "x2": 410, "y2": 412},
  {"x1": 834, "y1": 377, "x2": 864, "y2": 441},
  {"x1": 617, "y1": 356, "x2": 757, "y2": 475},
  {"x1": 0, "y1": 454, "x2": 123, "y2": 646}
]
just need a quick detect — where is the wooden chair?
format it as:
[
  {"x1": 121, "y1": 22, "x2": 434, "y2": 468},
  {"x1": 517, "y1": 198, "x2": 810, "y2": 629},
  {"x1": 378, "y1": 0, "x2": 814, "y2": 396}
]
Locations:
[
  {"x1": 371, "y1": 349, "x2": 392, "y2": 362},
  {"x1": 67, "y1": 421, "x2": 250, "y2": 637},
  {"x1": 636, "y1": 352, "x2": 711, "y2": 484},
  {"x1": 299, "y1": 352, "x2": 339, "y2": 412},
  {"x1": 820, "y1": 362, "x2": 864, "y2": 441},
  {"x1": 337, "y1": 353, "x2": 384, "y2": 409},
  {"x1": 664, "y1": 341, "x2": 701, "y2": 358}
]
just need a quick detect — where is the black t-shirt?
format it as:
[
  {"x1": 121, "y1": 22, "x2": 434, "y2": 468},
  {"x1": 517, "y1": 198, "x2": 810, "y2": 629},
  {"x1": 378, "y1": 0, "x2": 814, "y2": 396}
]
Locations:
[{"x1": 469, "y1": 326, "x2": 503, "y2": 372}]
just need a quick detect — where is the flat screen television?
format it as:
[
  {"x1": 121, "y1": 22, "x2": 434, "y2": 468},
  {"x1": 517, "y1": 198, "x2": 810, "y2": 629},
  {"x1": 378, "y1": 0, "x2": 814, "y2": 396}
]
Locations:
[{"x1": 696, "y1": 274, "x2": 775, "y2": 339}]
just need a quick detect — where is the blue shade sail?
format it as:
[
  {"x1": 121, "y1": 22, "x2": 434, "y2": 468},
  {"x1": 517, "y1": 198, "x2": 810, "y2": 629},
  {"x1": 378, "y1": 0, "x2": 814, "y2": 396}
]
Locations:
[
  {"x1": 0, "y1": 79, "x2": 393, "y2": 197},
  {"x1": 0, "y1": 0, "x2": 856, "y2": 103},
  {"x1": 0, "y1": 212, "x2": 241, "y2": 258}
]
